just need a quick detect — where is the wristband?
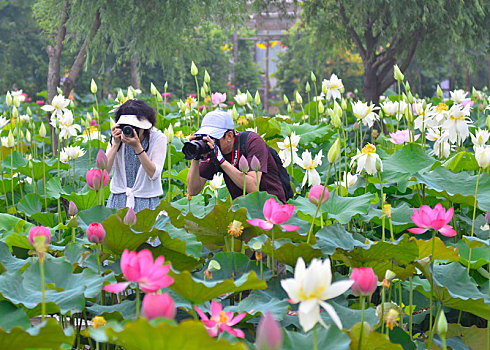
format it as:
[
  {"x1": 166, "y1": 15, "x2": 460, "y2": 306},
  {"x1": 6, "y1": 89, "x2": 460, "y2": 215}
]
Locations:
[{"x1": 135, "y1": 149, "x2": 145, "y2": 156}]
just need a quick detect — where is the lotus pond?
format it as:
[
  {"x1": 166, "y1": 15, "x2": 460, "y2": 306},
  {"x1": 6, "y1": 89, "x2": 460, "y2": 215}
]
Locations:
[{"x1": 0, "y1": 69, "x2": 490, "y2": 349}]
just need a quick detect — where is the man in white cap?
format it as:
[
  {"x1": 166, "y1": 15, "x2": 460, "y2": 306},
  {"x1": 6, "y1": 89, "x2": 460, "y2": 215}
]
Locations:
[{"x1": 186, "y1": 110, "x2": 286, "y2": 202}]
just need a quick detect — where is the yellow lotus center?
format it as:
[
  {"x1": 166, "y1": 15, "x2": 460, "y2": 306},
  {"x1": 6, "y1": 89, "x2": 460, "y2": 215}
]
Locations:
[
  {"x1": 83, "y1": 126, "x2": 98, "y2": 135},
  {"x1": 306, "y1": 159, "x2": 316, "y2": 170},
  {"x1": 219, "y1": 311, "x2": 229, "y2": 324},
  {"x1": 436, "y1": 103, "x2": 448, "y2": 113},
  {"x1": 298, "y1": 285, "x2": 326, "y2": 300},
  {"x1": 362, "y1": 144, "x2": 376, "y2": 154},
  {"x1": 330, "y1": 84, "x2": 338, "y2": 89}
]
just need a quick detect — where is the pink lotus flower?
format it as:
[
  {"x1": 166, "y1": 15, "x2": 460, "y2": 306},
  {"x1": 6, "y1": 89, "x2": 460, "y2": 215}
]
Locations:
[
  {"x1": 96, "y1": 149, "x2": 108, "y2": 170},
  {"x1": 199, "y1": 105, "x2": 207, "y2": 112},
  {"x1": 86, "y1": 168, "x2": 109, "y2": 191},
  {"x1": 256, "y1": 311, "x2": 283, "y2": 350},
  {"x1": 247, "y1": 198, "x2": 300, "y2": 231},
  {"x1": 103, "y1": 249, "x2": 174, "y2": 293},
  {"x1": 408, "y1": 203, "x2": 456, "y2": 237},
  {"x1": 36, "y1": 100, "x2": 45, "y2": 106},
  {"x1": 87, "y1": 222, "x2": 106, "y2": 243},
  {"x1": 124, "y1": 207, "x2": 136, "y2": 226},
  {"x1": 388, "y1": 129, "x2": 420, "y2": 144},
  {"x1": 187, "y1": 94, "x2": 197, "y2": 98},
  {"x1": 350, "y1": 267, "x2": 378, "y2": 297},
  {"x1": 25, "y1": 98, "x2": 32, "y2": 103},
  {"x1": 308, "y1": 185, "x2": 329, "y2": 205},
  {"x1": 228, "y1": 101, "x2": 235, "y2": 106},
  {"x1": 162, "y1": 92, "x2": 171, "y2": 99},
  {"x1": 195, "y1": 300, "x2": 246, "y2": 338},
  {"x1": 461, "y1": 99, "x2": 474, "y2": 108},
  {"x1": 142, "y1": 293, "x2": 176, "y2": 320},
  {"x1": 90, "y1": 119, "x2": 98, "y2": 127},
  {"x1": 212, "y1": 92, "x2": 227, "y2": 106},
  {"x1": 28, "y1": 226, "x2": 51, "y2": 247}
]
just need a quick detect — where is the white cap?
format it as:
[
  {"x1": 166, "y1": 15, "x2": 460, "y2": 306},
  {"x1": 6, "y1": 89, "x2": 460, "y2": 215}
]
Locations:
[
  {"x1": 117, "y1": 114, "x2": 152, "y2": 129},
  {"x1": 195, "y1": 110, "x2": 235, "y2": 139}
]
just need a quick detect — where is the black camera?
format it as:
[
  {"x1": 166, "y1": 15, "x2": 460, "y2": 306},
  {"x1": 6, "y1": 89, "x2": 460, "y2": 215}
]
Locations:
[
  {"x1": 182, "y1": 135, "x2": 215, "y2": 160},
  {"x1": 118, "y1": 124, "x2": 139, "y2": 137}
]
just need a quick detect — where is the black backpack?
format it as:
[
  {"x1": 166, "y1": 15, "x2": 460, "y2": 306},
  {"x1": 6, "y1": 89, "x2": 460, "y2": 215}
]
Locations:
[{"x1": 239, "y1": 131, "x2": 294, "y2": 201}]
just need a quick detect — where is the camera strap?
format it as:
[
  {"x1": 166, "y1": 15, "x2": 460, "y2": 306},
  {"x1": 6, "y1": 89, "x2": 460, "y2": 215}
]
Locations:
[{"x1": 231, "y1": 131, "x2": 242, "y2": 166}]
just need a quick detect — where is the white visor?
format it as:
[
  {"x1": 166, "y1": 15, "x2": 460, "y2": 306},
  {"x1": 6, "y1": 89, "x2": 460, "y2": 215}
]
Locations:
[{"x1": 117, "y1": 114, "x2": 152, "y2": 129}]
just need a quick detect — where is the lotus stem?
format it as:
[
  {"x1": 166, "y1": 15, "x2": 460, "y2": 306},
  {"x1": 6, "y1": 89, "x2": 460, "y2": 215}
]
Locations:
[
  {"x1": 409, "y1": 275, "x2": 413, "y2": 340},
  {"x1": 96, "y1": 243, "x2": 101, "y2": 275},
  {"x1": 0, "y1": 158, "x2": 9, "y2": 208},
  {"x1": 10, "y1": 149, "x2": 15, "y2": 209},
  {"x1": 167, "y1": 143, "x2": 172, "y2": 201},
  {"x1": 359, "y1": 296, "x2": 365, "y2": 350},
  {"x1": 135, "y1": 288, "x2": 141, "y2": 318},
  {"x1": 42, "y1": 143, "x2": 47, "y2": 211},
  {"x1": 428, "y1": 229, "x2": 436, "y2": 347},
  {"x1": 194, "y1": 76, "x2": 200, "y2": 127},
  {"x1": 271, "y1": 226, "x2": 276, "y2": 277},
  {"x1": 40, "y1": 259, "x2": 46, "y2": 321},
  {"x1": 243, "y1": 173, "x2": 246, "y2": 197},
  {"x1": 467, "y1": 169, "x2": 481, "y2": 272},
  {"x1": 307, "y1": 163, "x2": 332, "y2": 244},
  {"x1": 314, "y1": 324, "x2": 318, "y2": 350}
]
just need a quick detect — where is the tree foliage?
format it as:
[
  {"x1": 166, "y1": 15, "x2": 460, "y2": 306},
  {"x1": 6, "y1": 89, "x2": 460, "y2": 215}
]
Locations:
[{"x1": 302, "y1": 0, "x2": 489, "y2": 103}]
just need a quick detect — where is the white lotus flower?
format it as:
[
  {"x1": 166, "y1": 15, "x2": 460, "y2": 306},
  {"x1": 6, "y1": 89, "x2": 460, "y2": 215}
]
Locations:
[
  {"x1": 1, "y1": 133, "x2": 15, "y2": 148},
  {"x1": 63, "y1": 146, "x2": 86, "y2": 160},
  {"x1": 41, "y1": 94, "x2": 70, "y2": 121},
  {"x1": 475, "y1": 145, "x2": 490, "y2": 169},
  {"x1": 427, "y1": 129, "x2": 452, "y2": 159},
  {"x1": 11, "y1": 90, "x2": 26, "y2": 102},
  {"x1": 20, "y1": 114, "x2": 30, "y2": 123},
  {"x1": 441, "y1": 104, "x2": 472, "y2": 145},
  {"x1": 335, "y1": 172, "x2": 358, "y2": 188},
  {"x1": 322, "y1": 74, "x2": 343, "y2": 100},
  {"x1": 470, "y1": 129, "x2": 490, "y2": 148},
  {"x1": 0, "y1": 116, "x2": 9, "y2": 129},
  {"x1": 296, "y1": 150, "x2": 323, "y2": 187},
  {"x1": 382, "y1": 100, "x2": 407, "y2": 121},
  {"x1": 430, "y1": 102, "x2": 450, "y2": 125},
  {"x1": 234, "y1": 93, "x2": 248, "y2": 106},
  {"x1": 79, "y1": 127, "x2": 106, "y2": 143},
  {"x1": 277, "y1": 132, "x2": 300, "y2": 167},
  {"x1": 450, "y1": 89, "x2": 467, "y2": 104},
  {"x1": 205, "y1": 173, "x2": 226, "y2": 198},
  {"x1": 281, "y1": 257, "x2": 353, "y2": 331},
  {"x1": 351, "y1": 101, "x2": 379, "y2": 127},
  {"x1": 350, "y1": 143, "x2": 382, "y2": 175},
  {"x1": 413, "y1": 103, "x2": 435, "y2": 131}
]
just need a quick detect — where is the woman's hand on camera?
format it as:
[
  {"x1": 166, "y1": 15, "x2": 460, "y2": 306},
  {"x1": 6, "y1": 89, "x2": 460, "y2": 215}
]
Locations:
[
  {"x1": 111, "y1": 124, "x2": 122, "y2": 145},
  {"x1": 122, "y1": 128, "x2": 142, "y2": 150}
]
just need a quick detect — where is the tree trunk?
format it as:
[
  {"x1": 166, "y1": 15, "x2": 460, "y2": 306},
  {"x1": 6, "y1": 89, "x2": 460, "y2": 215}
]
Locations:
[
  {"x1": 130, "y1": 56, "x2": 141, "y2": 89},
  {"x1": 363, "y1": 64, "x2": 379, "y2": 105},
  {"x1": 62, "y1": 10, "x2": 101, "y2": 96}
]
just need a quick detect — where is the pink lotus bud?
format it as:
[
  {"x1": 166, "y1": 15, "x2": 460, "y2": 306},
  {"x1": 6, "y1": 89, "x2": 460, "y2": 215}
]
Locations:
[
  {"x1": 251, "y1": 155, "x2": 261, "y2": 172},
  {"x1": 239, "y1": 155, "x2": 249, "y2": 173},
  {"x1": 96, "y1": 149, "x2": 108, "y2": 170},
  {"x1": 308, "y1": 185, "x2": 329, "y2": 205},
  {"x1": 256, "y1": 311, "x2": 283, "y2": 350},
  {"x1": 162, "y1": 92, "x2": 171, "y2": 99},
  {"x1": 124, "y1": 208, "x2": 137, "y2": 226},
  {"x1": 36, "y1": 100, "x2": 44, "y2": 106},
  {"x1": 353, "y1": 121, "x2": 359, "y2": 131},
  {"x1": 90, "y1": 119, "x2": 98, "y2": 126},
  {"x1": 350, "y1": 267, "x2": 378, "y2": 297},
  {"x1": 68, "y1": 201, "x2": 78, "y2": 217},
  {"x1": 142, "y1": 293, "x2": 176, "y2": 320},
  {"x1": 87, "y1": 222, "x2": 106, "y2": 243},
  {"x1": 486, "y1": 211, "x2": 490, "y2": 225},
  {"x1": 28, "y1": 226, "x2": 51, "y2": 247},
  {"x1": 86, "y1": 169, "x2": 109, "y2": 191}
]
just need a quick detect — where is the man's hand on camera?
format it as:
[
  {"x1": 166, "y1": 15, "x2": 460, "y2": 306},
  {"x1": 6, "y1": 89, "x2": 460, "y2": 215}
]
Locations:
[{"x1": 204, "y1": 136, "x2": 225, "y2": 166}]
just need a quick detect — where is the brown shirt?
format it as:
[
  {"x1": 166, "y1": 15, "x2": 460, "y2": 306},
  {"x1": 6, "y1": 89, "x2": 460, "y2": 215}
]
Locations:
[{"x1": 199, "y1": 132, "x2": 286, "y2": 203}]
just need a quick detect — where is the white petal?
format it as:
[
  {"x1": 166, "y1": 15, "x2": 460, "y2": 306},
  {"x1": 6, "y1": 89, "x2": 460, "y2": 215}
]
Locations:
[
  {"x1": 298, "y1": 301, "x2": 320, "y2": 332},
  {"x1": 320, "y1": 280, "x2": 353, "y2": 300},
  {"x1": 320, "y1": 301, "x2": 343, "y2": 329}
]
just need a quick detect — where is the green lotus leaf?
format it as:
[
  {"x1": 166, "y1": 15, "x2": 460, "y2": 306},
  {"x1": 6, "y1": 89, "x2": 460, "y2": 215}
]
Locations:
[
  {"x1": 0, "y1": 258, "x2": 114, "y2": 315},
  {"x1": 315, "y1": 224, "x2": 369, "y2": 256},
  {"x1": 169, "y1": 270, "x2": 266, "y2": 305},
  {"x1": 100, "y1": 213, "x2": 152, "y2": 255},
  {"x1": 283, "y1": 324, "x2": 351, "y2": 350},
  {"x1": 228, "y1": 289, "x2": 289, "y2": 321},
  {"x1": 360, "y1": 202, "x2": 413, "y2": 234},
  {"x1": 91, "y1": 318, "x2": 247, "y2": 350},
  {"x1": 453, "y1": 240, "x2": 489, "y2": 270},
  {"x1": 280, "y1": 122, "x2": 335, "y2": 145},
  {"x1": 0, "y1": 318, "x2": 75, "y2": 350},
  {"x1": 263, "y1": 241, "x2": 322, "y2": 267},
  {"x1": 16, "y1": 193, "x2": 42, "y2": 217},
  {"x1": 447, "y1": 324, "x2": 487, "y2": 349},
  {"x1": 443, "y1": 150, "x2": 479, "y2": 172},
  {"x1": 0, "y1": 300, "x2": 30, "y2": 330},
  {"x1": 415, "y1": 236, "x2": 460, "y2": 261},
  {"x1": 86, "y1": 299, "x2": 136, "y2": 321},
  {"x1": 414, "y1": 167, "x2": 490, "y2": 211},
  {"x1": 414, "y1": 262, "x2": 490, "y2": 320},
  {"x1": 0, "y1": 241, "x2": 29, "y2": 273},
  {"x1": 348, "y1": 321, "x2": 403, "y2": 350},
  {"x1": 78, "y1": 205, "x2": 115, "y2": 231},
  {"x1": 332, "y1": 234, "x2": 419, "y2": 280}
]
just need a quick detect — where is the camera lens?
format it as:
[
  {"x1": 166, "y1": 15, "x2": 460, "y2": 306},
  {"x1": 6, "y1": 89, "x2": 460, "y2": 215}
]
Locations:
[
  {"x1": 122, "y1": 125, "x2": 134, "y2": 137},
  {"x1": 182, "y1": 139, "x2": 211, "y2": 160}
]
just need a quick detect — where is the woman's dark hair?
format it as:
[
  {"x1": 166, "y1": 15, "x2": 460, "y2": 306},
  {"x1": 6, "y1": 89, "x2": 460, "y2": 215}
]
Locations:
[
  {"x1": 114, "y1": 99, "x2": 156, "y2": 127},
  {"x1": 113, "y1": 99, "x2": 156, "y2": 151}
]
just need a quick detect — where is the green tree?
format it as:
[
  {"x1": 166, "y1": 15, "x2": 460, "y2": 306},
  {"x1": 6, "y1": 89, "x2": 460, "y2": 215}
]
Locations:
[
  {"x1": 302, "y1": 0, "x2": 489, "y2": 104},
  {"x1": 0, "y1": 0, "x2": 48, "y2": 96}
]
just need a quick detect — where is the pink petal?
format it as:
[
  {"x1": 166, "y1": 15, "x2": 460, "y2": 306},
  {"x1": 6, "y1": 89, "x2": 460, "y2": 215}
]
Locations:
[
  {"x1": 444, "y1": 207, "x2": 454, "y2": 224},
  {"x1": 263, "y1": 198, "x2": 275, "y2": 221},
  {"x1": 195, "y1": 306, "x2": 210, "y2": 322},
  {"x1": 221, "y1": 324, "x2": 245, "y2": 338},
  {"x1": 258, "y1": 221, "x2": 274, "y2": 231},
  {"x1": 103, "y1": 282, "x2": 130, "y2": 293},
  {"x1": 439, "y1": 225, "x2": 457, "y2": 237},
  {"x1": 210, "y1": 300, "x2": 222, "y2": 320},
  {"x1": 408, "y1": 227, "x2": 428, "y2": 234},
  {"x1": 280, "y1": 224, "x2": 300, "y2": 231},
  {"x1": 228, "y1": 312, "x2": 246, "y2": 326}
]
